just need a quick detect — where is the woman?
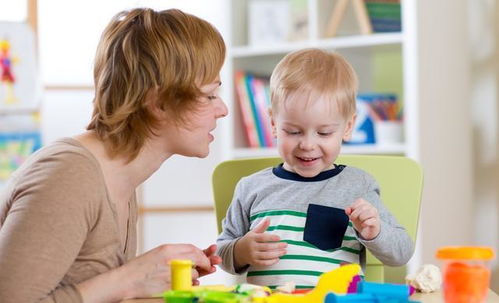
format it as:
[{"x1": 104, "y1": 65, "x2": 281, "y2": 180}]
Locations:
[{"x1": 0, "y1": 8, "x2": 228, "y2": 302}]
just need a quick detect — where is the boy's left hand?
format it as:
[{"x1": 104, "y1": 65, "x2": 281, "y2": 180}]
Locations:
[{"x1": 345, "y1": 198, "x2": 380, "y2": 240}]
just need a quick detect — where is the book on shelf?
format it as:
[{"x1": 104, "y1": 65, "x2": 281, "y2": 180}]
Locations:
[
  {"x1": 250, "y1": 77, "x2": 274, "y2": 147},
  {"x1": 234, "y1": 71, "x2": 259, "y2": 148},
  {"x1": 364, "y1": 0, "x2": 401, "y2": 33},
  {"x1": 244, "y1": 74, "x2": 266, "y2": 147},
  {"x1": 234, "y1": 71, "x2": 275, "y2": 148}
]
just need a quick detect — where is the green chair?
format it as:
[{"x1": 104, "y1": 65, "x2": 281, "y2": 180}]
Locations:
[{"x1": 212, "y1": 155, "x2": 423, "y2": 282}]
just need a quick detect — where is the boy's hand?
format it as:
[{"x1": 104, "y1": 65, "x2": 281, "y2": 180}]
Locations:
[
  {"x1": 345, "y1": 198, "x2": 381, "y2": 240},
  {"x1": 196, "y1": 244, "x2": 221, "y2": 278},
  {"x1": 234, "y1": 218, "x2": 287, "y2": 269}
]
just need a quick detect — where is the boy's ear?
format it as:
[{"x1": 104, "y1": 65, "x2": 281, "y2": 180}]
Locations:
[
  {"x1": 269, "y1": 108, "x2": 277, "y2": 138},
  {"x1": 342, "y1": 114, "x2": 357, "y2": 141}
]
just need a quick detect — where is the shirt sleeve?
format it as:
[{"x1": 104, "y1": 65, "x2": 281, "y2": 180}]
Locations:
[
  {"x1": 0, "y1": 152, "x2": 101, "y2": 303},
  {"x1": 356, "y1": 173, "x2": 415, "y2": 266},
  {"x1": 216, "y1": 179, "x2": 252, "y2": 275}
]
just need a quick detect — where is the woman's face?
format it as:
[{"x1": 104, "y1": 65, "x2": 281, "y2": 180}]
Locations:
[{"x1": 156, "y1": 77, "x2": 228, "y2": 158}]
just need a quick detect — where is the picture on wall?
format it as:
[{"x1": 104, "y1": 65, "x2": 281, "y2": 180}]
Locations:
[
  {"x1": 248, "y1": 0, "x2": 291, "y2": 45},
  {"x1": 0, "y1": 21, "x2": 40, "y2": 111}
]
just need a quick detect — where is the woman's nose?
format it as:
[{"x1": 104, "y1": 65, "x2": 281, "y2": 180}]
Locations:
[{"x1": 217, "y1": 99, "x2": 228, "y2": 118}]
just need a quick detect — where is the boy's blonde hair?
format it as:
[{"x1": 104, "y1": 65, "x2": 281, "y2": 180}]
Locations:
[
  {"x1": 87, "y1": 8, "x2": 225, "y2": 161},
  {"x1": 270, "y1": 48, "x2": 357, "y2": 119}
]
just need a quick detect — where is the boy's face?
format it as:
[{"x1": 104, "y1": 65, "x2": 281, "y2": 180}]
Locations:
[{"x1": 271, "y1": 94, "x2": 356, "y2": 178}]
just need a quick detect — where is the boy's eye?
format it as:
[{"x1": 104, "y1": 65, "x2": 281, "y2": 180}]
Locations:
[
  {"x1": 318, "y1": 132, "x2": 332, "y2": 136},
  {"x1": 284, "y1": 129, "x2": 300, "y2": 135}
]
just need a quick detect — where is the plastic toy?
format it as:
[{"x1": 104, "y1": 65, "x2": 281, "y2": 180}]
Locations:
[
  {"x1": 265, "y1": 264, "x2": 361, "y2": 303},
  {"x1": 170, "y1": 259, "x2": 194, "y2": 291},
  {"x1": 163, "y1": 260, "x2": 419, "y2": 303},
  {"x1": 436, "y1": 246, "x2": 495, "y2": 303},
  {"x1": 359, "y1": 281, "x2": 411, "y2": 299},
  {"x1": 325, "y1": 281, "x2": 419, "y2": 303}
]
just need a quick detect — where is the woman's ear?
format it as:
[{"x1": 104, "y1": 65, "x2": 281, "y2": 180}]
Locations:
[
  {"x1": 269, "y1": 108, "x2": 277, "y2": 138},
  {"x1": 342, "y1": 114, "x2": 357, "y2": 141},
  {"x1": 144, "y1": 87, "x2": 165, "y2": 119}
]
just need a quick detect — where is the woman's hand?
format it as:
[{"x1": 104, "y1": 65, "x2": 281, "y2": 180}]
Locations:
[
  {"x1": 123, "y1": 244, "x2": 213, "y2": 297},
  {"x1": 77, "y1": 243, "x2": 219, "y2": 302},
  {"x1": 345, "y1": 198, "x2": 381, "y2": 240}
]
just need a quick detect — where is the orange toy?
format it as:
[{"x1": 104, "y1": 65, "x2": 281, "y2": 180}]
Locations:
[{"x1": 436, "y1": 246, "x2": 495, "y2": 303}]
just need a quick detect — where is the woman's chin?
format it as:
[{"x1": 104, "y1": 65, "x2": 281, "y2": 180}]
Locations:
[{"x1": 183, "y1": 147, "x2": 210, "y2": 158}]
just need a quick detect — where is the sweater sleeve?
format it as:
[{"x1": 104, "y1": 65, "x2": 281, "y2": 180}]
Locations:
[
  {"x1": 356, "y1": 173, "x2": 415, "y2": 266},
  {"x1": 0, "y1": 151, "x2": 101, "y2": 303},
  {"x1": 216, "y1": 179, "x2": 252, "y2": 275}
]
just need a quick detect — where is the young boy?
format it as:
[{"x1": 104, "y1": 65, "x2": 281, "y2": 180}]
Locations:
[{"x1": 216, "y1": 49, "x2": 413, "y2": 289}]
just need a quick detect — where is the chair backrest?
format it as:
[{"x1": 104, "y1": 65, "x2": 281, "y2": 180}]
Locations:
[{"x1": 212, "y1": 155, "x2": 423, "y2": 282}]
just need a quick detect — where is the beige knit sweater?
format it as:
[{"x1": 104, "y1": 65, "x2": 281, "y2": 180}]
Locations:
[{"x1": 0, "y1": 138, "x2": 137, "y2": 302}]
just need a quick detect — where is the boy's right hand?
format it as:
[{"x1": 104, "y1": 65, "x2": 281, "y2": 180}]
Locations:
[{"x1": 234, "y1": 218, "x2": 288, "y2": 269}]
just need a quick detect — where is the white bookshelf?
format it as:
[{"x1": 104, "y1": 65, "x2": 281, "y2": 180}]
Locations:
[
  {"x1": 231, "y1": 32, "x2": 404, "y2": 57},
  {"x1": 219, "y1": 0, "x2": 416, "y2": 161}
]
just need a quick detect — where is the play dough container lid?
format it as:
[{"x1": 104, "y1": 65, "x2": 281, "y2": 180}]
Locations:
[
  {"x1": 436, "y1": 246, "x2": 494, "y2": 260},
  {"x1": 169, "y1": 260, "x2": 194, "y2": 266}
]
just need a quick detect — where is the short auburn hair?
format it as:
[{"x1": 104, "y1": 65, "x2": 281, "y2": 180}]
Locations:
[
  {"x1": 87, "y1": 8, "x2": 226, "y2": 161},
  {"x1": 270, "y1": 48, "x2": 357, "y2": 119}
]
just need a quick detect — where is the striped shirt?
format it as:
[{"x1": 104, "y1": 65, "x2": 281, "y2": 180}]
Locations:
[
  {"x1": 247, "y1": 210, "x2": 362, "y2": 288},
  {"x1": 217, "y1": 163, "x2": 413, "y2": 287}
]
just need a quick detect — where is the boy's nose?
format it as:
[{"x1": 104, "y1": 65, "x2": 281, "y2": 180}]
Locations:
[{"x1": 299, "y1": 136, "x2": 315, "y2": 151}]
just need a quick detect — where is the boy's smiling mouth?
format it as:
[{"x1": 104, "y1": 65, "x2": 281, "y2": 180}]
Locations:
[{"x1": 296, "y1": 156, "x2": 320, "y2": 162}]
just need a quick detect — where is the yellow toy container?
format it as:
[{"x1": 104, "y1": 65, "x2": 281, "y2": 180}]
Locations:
[{"x1": 170, "y1": 259, "x2": 193, "y2": 291}]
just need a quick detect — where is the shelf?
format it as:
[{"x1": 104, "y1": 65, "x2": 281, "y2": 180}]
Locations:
[
  {"x1": 233, "y1": 143, "x2": 406, "y2": 159},
  {"x1": 342, "y1": 143, "x2": 406, "y2": 154},
  {"x1": 231, "y1": 32, "x2": 404, "y2": 58}
]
